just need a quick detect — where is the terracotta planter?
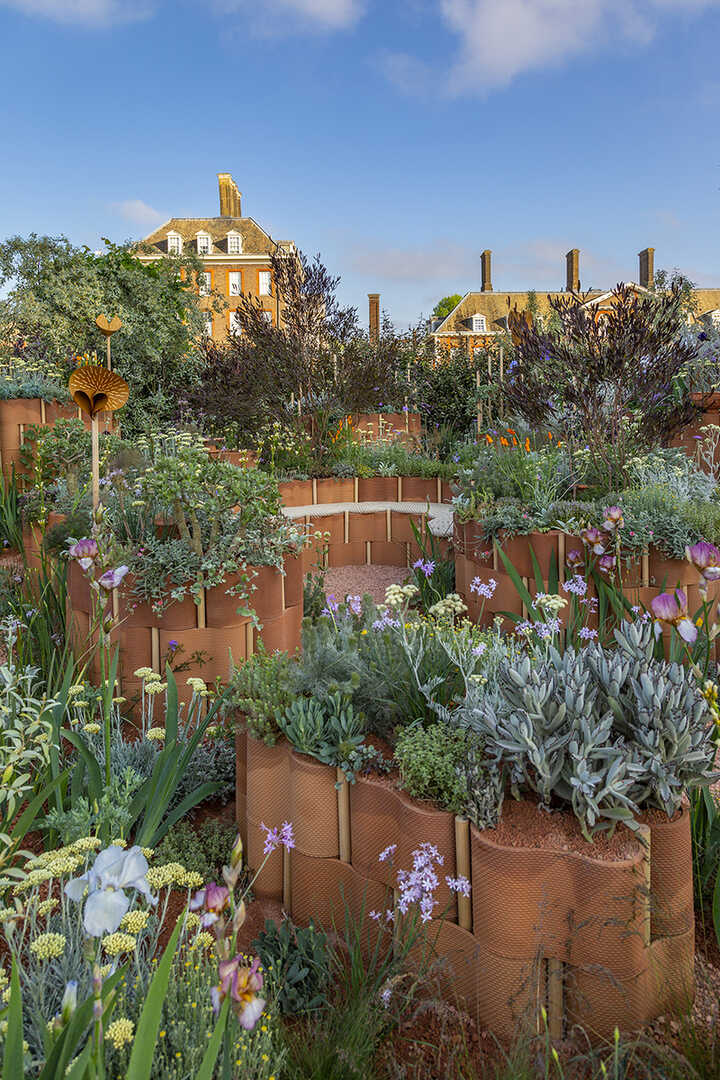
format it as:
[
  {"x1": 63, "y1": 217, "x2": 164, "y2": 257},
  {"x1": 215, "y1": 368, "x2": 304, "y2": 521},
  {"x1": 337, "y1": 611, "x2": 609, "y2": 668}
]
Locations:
[
  {"x1": 390, "y1": 511, "x2": 425, "y2": 544},
  {"x1": 316, "y1": 478, "x2": 355, "y2": 504},
  {"x1": 496, "y1": 532, "x2": 533, "y2": 577},
  {"x1": 255, "y1": 604, "x2": 302, "y2": 654},
  {"x1": 441, "y1": 480, "x2": 453, "y2": 503},
  {"x1": 327, "y1": 541, "x2": 366, "y2": 568},
  {"x1": 400, "y1": 476, "x2": 438, "y2": 503},
  {"x1": 282, "y1": 554, "x2": 305, "y2": 608},
  {"x1": 369, "y1": 540, "x2": 407, "y2": 567},
  {"x1": 348, "y1": 512, "x2": 387, "y2": 543},
  {"x1": 278, "y1": 479, "x2": 313, "y2": 507},
  {"x1": 246, "y1": 738, "x2": 292, "y2": 900},
  {"x1": 648, "y1": 548, "x2": 696, "y2": 588},
  {"x1": 358, "y1": 476, "x2": 398, "y2": 502},
  {"x1": 289, "y1": 751, "x2": 339, "y2": 858},
  {"x1": 206, "y1": 566, "x2": 284, "y2": 626},
  {"x1": 646, "y1": 808, "x2": 693, "y2": 939},
  {"x1": 470, "y1": 808, "x2": 647, "y2": 979},
  {"x1": 290, "y1": 849, "x2": 391, "y2": 934}
]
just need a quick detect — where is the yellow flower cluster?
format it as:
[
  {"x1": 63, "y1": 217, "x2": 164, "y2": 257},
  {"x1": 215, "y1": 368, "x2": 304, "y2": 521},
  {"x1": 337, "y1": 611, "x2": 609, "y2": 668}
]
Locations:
[
  {"x1": 120, "y1": 909, "x2": 150, "y2": 934},
  {"x1": 83, "y1": 723, "x2": 101, "y2": 734},
  {"x1": 106, "y1": 1017, "x2": 135, "y2": 1049},
  {"x1": 102, "y1": 933, "x2": 137, "y2": 957},
  {"x1": 145, "y1": 727, "x2": 165, "y2": 742},
  {"x1": 145, "y1": 863, "x2": 188, "y2": 890},
  {"x1": 30, "y1": 932, "x2": 66, "y2": 960},
  {"x1": 0, "y1": 907, "x2": 20, "y2": 922},
  {"x1": 186, "y1": 677, "x2": 207, "y2": 694},
  {"x1": 37, "y1": 898, "x2": 59, "y2": 917},
  {"x1": 191, "y1": 931, "x2": 215, "y2": 951},
  {"x1": 180, "y1": 870, "x2": 204, "y2": 890},
  {"x1": 183, "y1": 912, "x2": 201, "y2": 932}
]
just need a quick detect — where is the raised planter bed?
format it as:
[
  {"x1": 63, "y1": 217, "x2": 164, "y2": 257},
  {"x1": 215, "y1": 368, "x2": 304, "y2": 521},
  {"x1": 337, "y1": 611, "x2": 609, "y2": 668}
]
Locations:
[
  {"x1": 0, "y1": 398, "x2": 110, "y2": 482},
  {"x1": 237, "y1": 738, "x2": 693, "y2": 1040},
  {"x1": 66, "y1": 552, "x2": 303, "y2": 704},
  {"x1": 278, "y1": 475, "x2": 449, "y2": 508}
]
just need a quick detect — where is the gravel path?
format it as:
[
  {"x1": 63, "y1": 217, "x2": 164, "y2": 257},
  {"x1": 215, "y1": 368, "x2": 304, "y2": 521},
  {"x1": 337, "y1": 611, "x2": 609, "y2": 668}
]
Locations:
[{"x1": 324, "y1": 564, "x2": 410, "y2": 605}]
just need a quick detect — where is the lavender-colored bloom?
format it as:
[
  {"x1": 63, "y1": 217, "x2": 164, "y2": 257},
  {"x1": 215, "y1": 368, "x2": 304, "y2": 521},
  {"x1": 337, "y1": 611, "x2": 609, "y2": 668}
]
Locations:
[
  {"x1": 602, "y1": 506, "x2": 624, "y2": 531},
  {"x1": 189, "y1": 881, "x2": 230, "y2": 927},
  {"x1": 472, "y1": 642, "x2": 487, "y2": 657},
  {"x1": 581, "y1": 528, "x2": 605, "y2": 556},
  {"x1": 578, "y1": 627, "x2": 598, "y2": 641},
  {"x1": 470, "y1": 576, "x2": 497, "y2": 600},
  {"x1": 168, "y1": 639, "x2": 179, "y2": 651},
  {"x1": 98, "y1": 565, "x2": 129, "y2": 590},
  {"x1": 650, "y1": 589, "x2": 697, "y2": 644},
  {"x1": 260, "y1": 820, "x2": 295, "y2": 856},
  {"x1": 378, "y1": 844, "x2": 397, "y2": 863},
  {"x1": 68, "y1": 537, "x2": 98, "y2": 572},
  {"x1": 369, "y1": 910, "x2": 381, "y2": 921},
  {"x1": 598, "y1": 554, "x2": 616, "y2": 574},
  {"x1": 445, "y1": 875, "x2": 471, "y2": 897},
  {"x1": 321, "y1": 594, "x2": 340, "y2": 619},
  {"x1": 562, "y1": 574, "x2": 587, "y2": 597},
  {"x1": 346, "y1": 595, "x2": 363, "y2": 616},
  {"x1": 686, "y1": 541, "x2": 720, "y2": 588},
  {"x1": 413, "y1": 558, "x2": 435, "y2": 578},
  {"x1": 566, "y1": 548, "x2": 584, "y2": 570},
  {"x1": 380, "y1": 986, "x2": 392, "y2": 1007},
  {"x1": 372, "y1": 613, "x2": 401, "y2": 631}
]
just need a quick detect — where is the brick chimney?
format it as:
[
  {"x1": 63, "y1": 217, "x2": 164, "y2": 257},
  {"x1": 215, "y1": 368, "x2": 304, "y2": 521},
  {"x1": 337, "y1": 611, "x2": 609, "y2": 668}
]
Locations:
[
  {"x1": 481, "y1": 250, "x2": 493, "y2": 292},
  {"x1": 218, "y1": 173, "x2": 242, "y2": 217},
  {"x1": 566, "y1": 248, "x2": 580, "y2": 292},
  {"x1": 638, "y1": 247, "x2": 654, "y2": 289},
  {"x1": 368, "y1": 294, "x2": 380, "y2": 344}
]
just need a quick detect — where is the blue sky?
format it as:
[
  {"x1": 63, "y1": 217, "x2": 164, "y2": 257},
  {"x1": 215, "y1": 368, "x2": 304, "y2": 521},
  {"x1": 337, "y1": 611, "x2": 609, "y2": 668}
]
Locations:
[{"x1": 0, "y1": 0, "x2": 719, "y2": 326}]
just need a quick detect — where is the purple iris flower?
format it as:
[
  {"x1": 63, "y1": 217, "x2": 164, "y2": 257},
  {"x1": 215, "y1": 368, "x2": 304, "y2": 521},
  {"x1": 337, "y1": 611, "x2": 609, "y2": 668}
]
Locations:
[
  {"x1": 68, "y1": 538, "x2": 98, "y2": 571},
  {"x1": 98, "y1": 565, "x2": 129, "y2": 590},
  {"x1": 650, "y1": 589, "x2": 697, "y2": 644}
]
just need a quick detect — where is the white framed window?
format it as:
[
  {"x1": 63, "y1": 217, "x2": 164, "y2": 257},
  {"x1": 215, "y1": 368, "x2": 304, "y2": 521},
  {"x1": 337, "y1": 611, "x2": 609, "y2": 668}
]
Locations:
[
  {"x1": 227, "y1": 232, "x2": 242, "y2": 255},
  {"x1": 472, "y1": 314, "x2": 487, "y2": 333},
  {"x1": 229, "y1": 312, "x2": 243, "y2": 335},
  {"x1": 196, "y1": 232, "x2": 212, "y2": 255},
  {"x1": 199, "y1": 271, "x2": 212, "y2": 296},
  {"x1": 228, "y1": 271, "x2": 242, "y2": 296},
  {"x1": 167, "y1": 232, "x2": 182, "y2": 255},
  {"x1": 258, "y1": 270, "x2": 272, "y2": 296},
  {"x1": 203, "y1": 311, "x2": 213, "y2": 337}
]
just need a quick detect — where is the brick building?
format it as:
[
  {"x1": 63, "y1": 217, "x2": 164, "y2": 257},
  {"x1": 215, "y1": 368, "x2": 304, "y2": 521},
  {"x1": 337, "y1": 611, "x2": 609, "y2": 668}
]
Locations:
[
  {"x1": 136, "y1": 174, "x2": 295, "y2": 340},
  {"x1": 430, "y1": 247, "x2": 720, "y2": 354}
]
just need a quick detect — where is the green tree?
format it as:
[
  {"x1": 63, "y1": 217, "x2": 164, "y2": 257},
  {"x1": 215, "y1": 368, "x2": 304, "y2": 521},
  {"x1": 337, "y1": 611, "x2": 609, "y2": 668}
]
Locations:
[
  {"x1": 0, "y1": 235, "x2": 215, "y2": 433},
  {"x1": 432, "y1": 294, "x2": 462, "y2": 320}
]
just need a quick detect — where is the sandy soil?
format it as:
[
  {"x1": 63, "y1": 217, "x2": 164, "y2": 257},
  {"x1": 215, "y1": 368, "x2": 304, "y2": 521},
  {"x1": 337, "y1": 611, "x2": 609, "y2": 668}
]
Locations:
[{"x1": 323, "y1": 563, "x2": 410, "y2": 606}]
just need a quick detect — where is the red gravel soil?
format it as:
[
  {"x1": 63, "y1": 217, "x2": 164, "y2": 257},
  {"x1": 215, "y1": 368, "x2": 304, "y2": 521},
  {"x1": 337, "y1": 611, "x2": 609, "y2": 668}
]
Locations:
[{"x1": 323, "y1": 564, "x2": 409, "y2": 606}]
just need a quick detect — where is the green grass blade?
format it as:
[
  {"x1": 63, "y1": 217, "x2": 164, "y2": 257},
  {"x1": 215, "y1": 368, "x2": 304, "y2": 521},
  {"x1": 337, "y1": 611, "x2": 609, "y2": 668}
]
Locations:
[
  {"x1": 193, "y1": 999, "x2": 229, "y2": 1080},
  {"x1": 496, "y1": 543, "x2": 536, "y2": 618},
  {"x1": 2, "y1": 961, "x2": 24, "y2": 1080},
  {"x1": 125, "y1": 913, "x2": 183, "y2": 1080}
]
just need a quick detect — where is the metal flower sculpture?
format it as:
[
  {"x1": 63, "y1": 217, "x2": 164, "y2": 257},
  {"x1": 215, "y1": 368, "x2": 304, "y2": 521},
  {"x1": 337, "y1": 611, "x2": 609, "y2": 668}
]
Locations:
[{"x1": 69, "y1": 364, "x2": 129, "y2": 417}]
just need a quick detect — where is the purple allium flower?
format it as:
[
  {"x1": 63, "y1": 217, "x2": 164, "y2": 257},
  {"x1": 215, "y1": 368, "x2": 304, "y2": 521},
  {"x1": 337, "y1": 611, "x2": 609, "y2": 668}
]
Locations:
[
  {"x1": 346, "y1": 595, "x2": 363, "y2": 616},
  {"x1": 378, "y1": 844, "x2": 397, "y2": 863},
  {"x1": 321, "y1": 594, "x2": 340, "y2": 619},
  {"x1": 68, "y1": 537, "x2": 98, "y2": 571},
  {"x1": 578, "y1": 627, "x2": 598, "y2": 641},
  {"x1": 445, "y1": 875, "x2": 471, "y2": 897},
  {"x1": 168, "y1": 639, "x2": 179, "y2": 652},
  {"x1": 98, "y1": 565, "x2": 129, "y2": 591},
  {"x1": 650, "y1": 589, "x2": 697, "y2": 644}
]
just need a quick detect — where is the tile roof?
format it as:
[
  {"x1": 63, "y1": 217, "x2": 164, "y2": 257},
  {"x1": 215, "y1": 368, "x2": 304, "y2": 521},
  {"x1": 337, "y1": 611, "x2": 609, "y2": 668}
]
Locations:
[{"x1": 139, "y1": 216, "x2": 277, "y2": 256}]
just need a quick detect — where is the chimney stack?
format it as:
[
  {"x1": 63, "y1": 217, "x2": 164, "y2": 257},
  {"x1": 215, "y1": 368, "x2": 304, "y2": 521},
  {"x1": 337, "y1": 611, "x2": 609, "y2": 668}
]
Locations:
[
  {"x1": 481, "y1": 250, "x2": 493, "y2": 292},
  {"x1": 218, "y1": 173, "x2": 242, "y2": 217},
  {"x1": 368, "y1": 293, "x2": 380, "y2": 344},
  {"x1": 566, "y1": 248, "x2": 580, "y2": 292},
  {"x1": 638, "y1": 247, "x2": 654, "y2": 289}
]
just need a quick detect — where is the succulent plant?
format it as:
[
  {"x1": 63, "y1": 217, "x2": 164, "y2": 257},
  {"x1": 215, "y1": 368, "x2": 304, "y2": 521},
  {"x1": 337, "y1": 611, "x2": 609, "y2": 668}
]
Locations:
[{"x1": 459, "y1": 619, "x2": 718, "y2": 838}]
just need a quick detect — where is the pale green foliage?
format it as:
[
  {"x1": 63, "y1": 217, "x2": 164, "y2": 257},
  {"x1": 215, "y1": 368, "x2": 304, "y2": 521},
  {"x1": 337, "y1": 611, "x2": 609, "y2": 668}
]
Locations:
[
  {"x1": 395, "y1": 722, "x2": 482, "y2": 815},
  {"x1": 0, "y1": 660, "x2": 53, "y2": 841},
  {"x1": 462, "y1": 620, "x2": 717, "y2": 837},
  {"x1": 227, "y1": 645, "x2": 293, "y2": 745}
]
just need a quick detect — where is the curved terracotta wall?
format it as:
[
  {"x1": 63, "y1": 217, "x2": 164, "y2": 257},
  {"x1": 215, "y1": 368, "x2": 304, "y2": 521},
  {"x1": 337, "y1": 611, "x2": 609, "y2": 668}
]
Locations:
[
  {"x1": 278, "y1": 475, "x2": 453, "y2": 508},
  {"x1": 67, "y1": 554, "x2": 304, "y2": 704},
  {"x1": 0, "y1": 398, "x2": 109, "y2": 482},
  {"x1": 454, "y1": 523, "x2": 720, "y2": 633},
  {"x1": 237, "y1": 732, "x2": 694, "y2": 1041}
]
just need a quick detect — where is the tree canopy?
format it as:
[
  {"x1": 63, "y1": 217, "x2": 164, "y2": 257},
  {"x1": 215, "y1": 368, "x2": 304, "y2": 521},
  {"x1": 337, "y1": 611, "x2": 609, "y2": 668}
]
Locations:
[{"x1": 432, "y1": 294, "x2": 463, "y2": 320}]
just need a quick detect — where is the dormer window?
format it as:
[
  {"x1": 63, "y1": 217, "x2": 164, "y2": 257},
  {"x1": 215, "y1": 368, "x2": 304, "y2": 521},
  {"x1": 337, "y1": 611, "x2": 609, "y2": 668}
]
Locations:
[
  {"x1": 196, "y1": 232, "x2": 212, "y2": 255},
  {"x1": 471, "y1": 314, "x2": 487, "y2": 333},
  {"x1": 711, "y1": 311, "x2": 720, "y2": 328},
  {"x1": 167, "y1": 232, "x2": 182, "y2": 255},
  {"x1": 227, "y1": 232, "x2": 242, "y2": 255}
]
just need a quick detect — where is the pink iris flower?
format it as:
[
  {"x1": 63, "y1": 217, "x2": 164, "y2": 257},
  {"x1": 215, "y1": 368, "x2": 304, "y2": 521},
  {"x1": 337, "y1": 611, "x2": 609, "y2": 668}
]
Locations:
[{"x1": 650, "y1": 589, "x2": 697, "y2": 644}]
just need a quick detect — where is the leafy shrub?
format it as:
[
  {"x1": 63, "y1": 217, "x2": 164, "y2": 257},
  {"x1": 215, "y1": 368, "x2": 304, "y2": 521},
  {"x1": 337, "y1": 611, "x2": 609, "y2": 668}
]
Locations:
[
  {"x1": 277, "y1": 691, "x2": 373, "y2": 781},
  {"x1": 252, "y1": 918, "x2": 331, "y2": 1016},
  {"x1": 395, "y1": 722, "x2": 480, "y2": 814},
  {"x1": 155, "y1": 819, "x2": 238, "y2": 885},
  {"x1": 227, "y1": 644, "x2": 293, "y2": 744}
]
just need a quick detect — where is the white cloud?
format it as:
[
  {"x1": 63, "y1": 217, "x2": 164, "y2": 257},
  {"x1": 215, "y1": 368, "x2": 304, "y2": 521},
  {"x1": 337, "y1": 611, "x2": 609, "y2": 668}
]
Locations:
[
  {"x1": 0, "y1": 0, "x2": 153, "y2": 24},
  {"x1": 111, "y1": 199, "x2": 166, "y2": 227},
  {"x1": 385, "y1": 0, "x2": 720, "y2": 95},
  {"x1": 211, "y1": 0, "x2": 363, "y2": 31}
]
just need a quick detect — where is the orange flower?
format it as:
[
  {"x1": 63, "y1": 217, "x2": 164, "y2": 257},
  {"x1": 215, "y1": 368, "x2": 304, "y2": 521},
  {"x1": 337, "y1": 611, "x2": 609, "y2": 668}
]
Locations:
[
  {"x1": 500, "y1": 436, "x2": 509, "y2": 447},
  {"x1": 524, "y1": 437, "x2": 530, "y2": 452},
  {"x1": 507, "y1": 429, "x2": 516, "y2": 436},
  {"x1": 485, "y1": 434, "x2": 493, "y2": 445},
  {"x1": 547, "y1": 431, "x2": 553, "y2": 441},
  {"x1": 512, "y1": 437, "x2": 518, "y2": 446}
]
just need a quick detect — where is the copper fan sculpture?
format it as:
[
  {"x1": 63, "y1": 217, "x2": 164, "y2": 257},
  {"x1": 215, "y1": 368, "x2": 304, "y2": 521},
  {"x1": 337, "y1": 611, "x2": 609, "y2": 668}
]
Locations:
[{"x1": 69, "y1": 365, "x2": 129, "y2": 417}]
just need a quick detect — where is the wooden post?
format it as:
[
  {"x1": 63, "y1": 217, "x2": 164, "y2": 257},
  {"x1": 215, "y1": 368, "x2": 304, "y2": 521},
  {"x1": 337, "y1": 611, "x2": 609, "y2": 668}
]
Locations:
[
  {"x1": 106, "y1": 336, "x2": 111, "y2": 371},
  {"x1": 337, "y1": 768, "x2": 351, "y2": 863},
  {"x1": 91, "y1": 414, "x2": 100, "y2": 511},
  {"x1": 637, "y1": 823, "x2": 651, "y2": 947},
  {"x1": 151, "y1": 627, "x2": 160, "y2": 674},
  {"x1": 558, "y1": 532, "x2": 566, "y2": 586},
  {"x1": 283, "y1": 846, "x2": 291, "y2": 909},
  {"x1": 40, "y1": 399, "x2": 46, "y2": 425},
  {"x1": 197, "y1": 589, "x2": 207, "y2": 630},
  {"x1": 546, "y1": 958, "x2": 564, "y2": 1041},
  {"x1": 454, "y1": 816, "x2": 472, "y2": 931},
  {"x1": 641, "y1": 549, "x2": 650, "y2": 589}
]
